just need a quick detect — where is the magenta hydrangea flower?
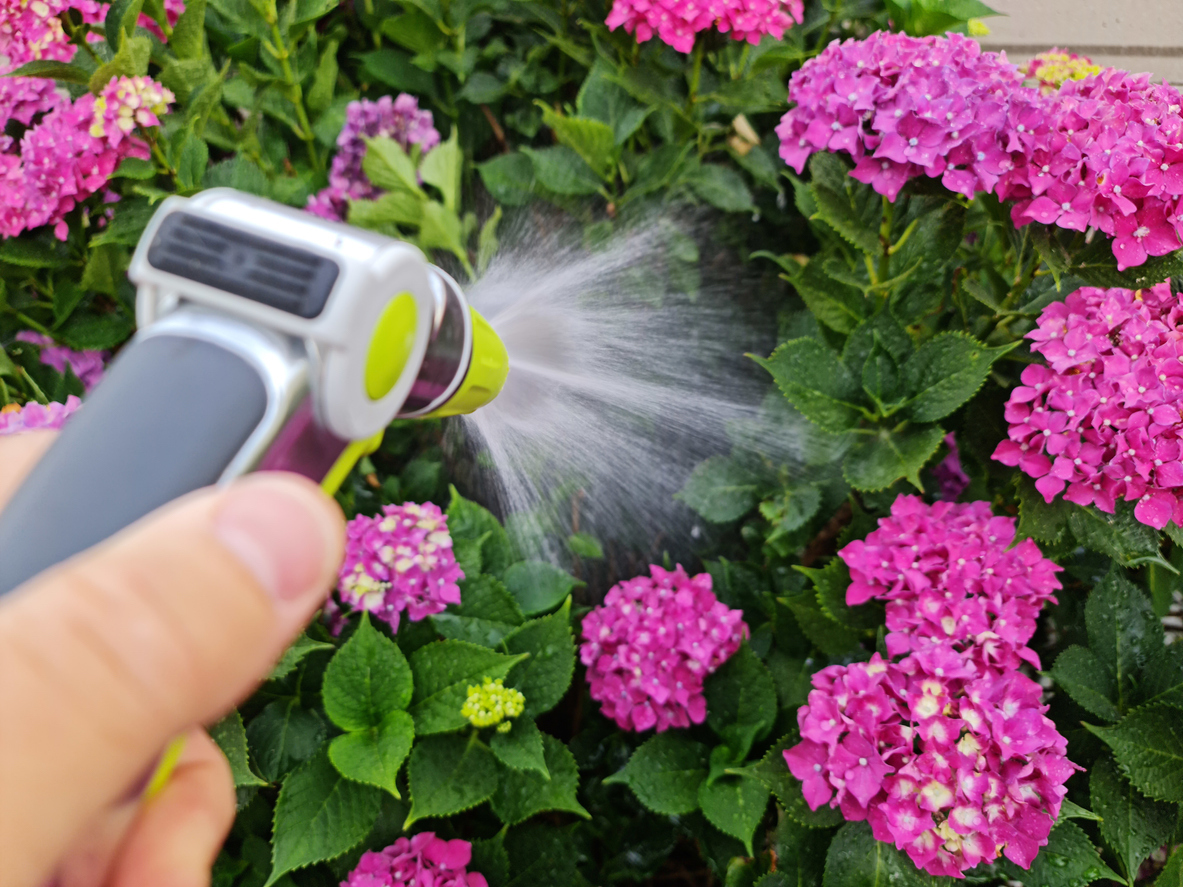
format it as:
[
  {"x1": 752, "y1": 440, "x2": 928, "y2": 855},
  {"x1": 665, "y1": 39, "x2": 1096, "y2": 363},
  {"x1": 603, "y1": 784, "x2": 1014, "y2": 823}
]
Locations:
[
  {"x1": 992, "y1": 280, "x2": 1183, "y2": 529},
  {"x1": 331, "y1": 502, "x2": 464, "y2": 633},
  {"x1": 0, "y1": 396, "x2": 81, "y2": 435},
  {"x1": 580, "y1": 564, "x2": 748, "y2": 733},
  {"x1": 90, "y1": 76, "x2": 175, "y2": 147},
  {"x1": 784, "y1": 496, "x2": 1074, "y2": 878},
  {"x1": 0, "y1": 0, "x2": 104, "y2": 70},
  {"x1": 15, "y1": 331, "x2": 106, "y2": 391},
  {"x1": 776, "y1": 31, "x2": 1183, "y2": 271},
  {"x1": 342, "y1": 833, "x2": 488, "y2": 887},
  {"x1": 605, "y1": 0, "x2": 803, "y2": 54},
  {"x1": 307, "y1": 95, "x2": 440, "y2": 222}
]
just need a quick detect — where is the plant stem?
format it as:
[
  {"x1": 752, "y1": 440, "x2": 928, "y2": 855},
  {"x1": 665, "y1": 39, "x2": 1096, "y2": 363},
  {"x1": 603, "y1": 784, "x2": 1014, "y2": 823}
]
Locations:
[
  {"x1": 878, "y1": 195, "x2": 893, "y2": 285},
  {"x1": 267, "y1": 16, "x2": 323, "y2": 172},
  {"x1": 687, "y1": 41, "x2": 704, "y2": 112}
]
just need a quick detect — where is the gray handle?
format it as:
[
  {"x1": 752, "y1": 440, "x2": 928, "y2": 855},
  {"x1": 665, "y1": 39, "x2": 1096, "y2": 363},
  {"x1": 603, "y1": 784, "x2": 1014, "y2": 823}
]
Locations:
[{"x1": 0, "y1": 334, "x2": 269, "y2": 596}]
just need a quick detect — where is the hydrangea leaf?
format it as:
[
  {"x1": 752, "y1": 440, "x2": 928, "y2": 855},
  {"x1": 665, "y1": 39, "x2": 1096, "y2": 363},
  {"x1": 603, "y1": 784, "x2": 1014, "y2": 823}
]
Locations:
[
  {"x1": 489, "y1": 716, "x2": 548, "y2": 778},
  {"x1": 405, "y1": 733, "x2": 499, "y2": 827},
  {"x1": 505, "y1": 824, "x2": 590, "y2": 887},
  {"x1": 755, "y1": 735, "x2": 844, "y2": 828},
  {"x1": 4, "y1": 59, "x2": 92, "y2": 84},
  {"x1": 322, "y1": 613, "x2": 413, "y2": 732},
  {"x1": 842, "y1": 310, "x2": 911, "y2": 372},
  {"x1": 470, "y1": 832, "x2": 511, "y2": 887},
  {"x1": 266, "y1": 748, "x2": 384, "y2": 886},
  {"x1": 778, "y1": 588, "x2": 862, "y2": 656},
  {"x1": 753, "y1": 338, "x2": 864, "y2": 434},
  {"x1": 1051, "y1": 645, "x2": 1121, "y2": 722},
  {"x1": 704, "y1": 643, "x2": 777, "y2": 761},
  {"x1": 521, "y1": 146, "x2": 602, "y2": 196},
  {"x1": 1087, "y1": 704, "x2": 1183, "y2": 802},
  {"x1": 490, "y1": 732, "x2": 589, "y2": 825},
  {"x1": 1085, "y1": 571, "x2": 1161, "y2": 713},
  {"x1": 408, "y1": 639, "x2": 527, "y2": 735},
  {"x1": 246, "y1": 699, "x2": 328, "y2": 783},
  {"x1": 822, "y1": 820, "x2": 943, "y2": 887},
  {"x1": 603, "y1": 732, "x2": 708, "y2": 816},
  {"x1": 210, "y1": 710, "x2": 267, "y2": 788},
  {"x1": 419, "y1": 129, "x2": 461, "y2": 211},
  {"x1": 1157, "y1": 846, "x2": 1183, "y2": 886},
  {"x1": 568, "y1": 532, "x2": 603, "y2": 558},
  {"x1": 901, "y1": 333, "x2": 1017, "y2": 423},
  {"x1": 1015, "y1": 476, "x2": 1073, "y2": 546},
  {"x1": 810, "y1": 183, "x2": 880, "y2": 255},
  {"x1": 676, "y1": 455, "x2": 764, "y2": 524},
  {"x1": 682, "y1": 163, "x2": 755, "y2": 213},
  {"x1": 801, "y1": 557, "x2": 884, "y2": 631},
  {"x1": 995, "y1": 820, "x2": 1120, "y2": 887},
  {"x1": 361, "y1": 136, "x2": 424, "y2": 197},
  {"x1": 697, "y1": 774, "x2": 770, "y2": 855},
  {"x1": 269, "y1": 632, "x2": 334, "y2": 682},
  {"x1": 446, "y1": 486, "x2": 513, "y2": 577},
  {"x1": 843, "y1": 422, "x2": 945, "y2": 492},
  {"x1": 537, "y1": 105, "x2": 617, "y2": 180},
  {"x1": 778, "y1": 259, "x2": 866, "y2": 335},
  {"x1": 327, "y1": 710, "x2": 414, "y2": 800},
  {"x1": 1139, "y1": 644, "x2": 1183, "y2": 708},
  {"x1": 773, "y1": 816, "x2": 830, "y2": 887},
  {"x1": 502, "y1": 561, "x2": 582, "y2": 616},
  {"x1": 432, "y1": 575, "x2": 524, "y2": 648},
  {"x1": 1090, "y1": 755, "x2": 1176, "y2": 882},
  {"x1": 1068, "y1": 505, "x2": 1163, "y2": 567},
  {"x1": 503, "y1": 597, "x2": 574, "y2": 717}
]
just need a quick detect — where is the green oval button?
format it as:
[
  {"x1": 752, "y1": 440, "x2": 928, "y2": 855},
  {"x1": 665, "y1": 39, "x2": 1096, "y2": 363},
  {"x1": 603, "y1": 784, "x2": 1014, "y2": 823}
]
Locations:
[{"x1": 365, "y1": 292, "x2": 418, "y2": 400}]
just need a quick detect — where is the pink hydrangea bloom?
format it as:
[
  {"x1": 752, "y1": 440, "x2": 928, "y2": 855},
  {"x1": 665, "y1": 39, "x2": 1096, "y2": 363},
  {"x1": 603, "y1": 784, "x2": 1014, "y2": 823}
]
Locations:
[
  {"x1": 14, "y1": 332, "x2": 106, "y2": 390},
  {"x1": 605, "y1": 0, "x2": 803, "y2": 53},
  {"x1": 307, "y1": 95, "x2": 440, "y2": 222},
  {"x1": 992, "y1": 280, "x2": 1183, "y2": 529},
  {"x1": 777, "y1": 31, "x2": 1183, "y2": 271},
  {"x1": 0, "y1": 0, "x2": 104, "y2": 70},
  {"x1": 580, "y1": 564, "x2": 748, "y2": 732},
  {"x1": 331, "y1": 501, "x2": 464, "y2": 633},
  {"x1": 784, "y1": 496, "x2": 1075, "y2": 878},
  {"x1": 90, "y1": 76, "x2": 175, "y2": 147},
  {"x1": 342, "y1": 832, "x2": 488, "y2": 887},
  {"x1": 0, "y1": 396, "x2": 81, "y2": 434}
]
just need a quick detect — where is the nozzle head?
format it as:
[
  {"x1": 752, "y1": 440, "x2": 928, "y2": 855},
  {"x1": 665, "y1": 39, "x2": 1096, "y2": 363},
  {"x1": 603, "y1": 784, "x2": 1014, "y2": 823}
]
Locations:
[{"x1": 423, "y1": 307, "x2": 508, "y2": 417}]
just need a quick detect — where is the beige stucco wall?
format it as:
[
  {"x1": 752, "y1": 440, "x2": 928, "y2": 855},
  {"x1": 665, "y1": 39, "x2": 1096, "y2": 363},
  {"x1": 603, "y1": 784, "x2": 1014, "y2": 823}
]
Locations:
[{"x1": 976, "y1": 1, "x2": 1183, "y2": 85}]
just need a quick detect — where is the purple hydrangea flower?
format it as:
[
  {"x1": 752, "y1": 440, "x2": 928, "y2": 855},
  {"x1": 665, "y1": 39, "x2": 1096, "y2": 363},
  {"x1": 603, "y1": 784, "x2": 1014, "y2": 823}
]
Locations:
[
  {"x1": 0, "y1": 396, "x2": 81, "y2": 435},
  {"x1": 15, "y1": 331, "x2": 106, "y2": 391},
  {"x1": 307, "y1": 95, "x2": 441, "y2": 222},
  {"x1": 342, "y1": 833, "x2": 488, "y2": 887}
]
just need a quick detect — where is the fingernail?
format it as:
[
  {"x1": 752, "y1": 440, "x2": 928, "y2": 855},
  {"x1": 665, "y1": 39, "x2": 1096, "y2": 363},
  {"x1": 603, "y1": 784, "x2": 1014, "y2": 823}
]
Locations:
[{"x1": 213, "y1": 474, "x2": 340, "y2": 603}]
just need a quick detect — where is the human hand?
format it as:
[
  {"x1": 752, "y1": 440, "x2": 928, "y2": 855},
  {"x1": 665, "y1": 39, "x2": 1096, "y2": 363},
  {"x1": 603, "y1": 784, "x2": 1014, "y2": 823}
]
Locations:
[{"x1": 0, "y1": 432, "x2": 346, "y2": 887}]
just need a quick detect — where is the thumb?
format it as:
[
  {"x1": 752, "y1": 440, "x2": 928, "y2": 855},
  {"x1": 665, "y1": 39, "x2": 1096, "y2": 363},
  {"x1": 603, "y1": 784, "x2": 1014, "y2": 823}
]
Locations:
[{"x1": 0, "y1": 472, "x2": 344, "y2": 887}]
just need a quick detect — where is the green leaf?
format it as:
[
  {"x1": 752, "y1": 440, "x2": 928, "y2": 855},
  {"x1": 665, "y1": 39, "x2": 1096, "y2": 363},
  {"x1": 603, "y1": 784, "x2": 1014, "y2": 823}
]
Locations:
[
  {"x1": 306, "y1": 39, "x2": 339, "y2": 113},
  {"x1": 804, "y1": 558, "x2": 883, "y2": 631},
  {"x1": 0, "y1": 238, "x2": 67, "y2": 268},
  {"x1": 753, "y1": 338, "x2": 863, "y2": 434},
  {"x1": 676, "y1": 455, "x2": 763, "y2": 523},
  {"x1": 1090, "y1": 755, "x2": 1177, "y2": 882},
  {"x1": 322, "y1": 614, "x2": 413, "y2": 732},
  {"x1": 477, "y1": 206, "x2": 502, "y2": 276},
  {"x1": 491, "y1": 732, "x2": 588, "y2": 825},
  {"x1": 447, "y1": 486, "x2": 513, "y2": 576},
  {"x1": 210, "y1": 710, "x2": 267, "y2": 788},
  {"x1": 79, "y1": 245, "x2": 126, "y2": 299},
  {"x1": 470, "y1": 833, "x2": 510, "y2": 887},
  {"x1": 604, "y1": 732, "x2": 708, "y2": 816},
  {"x1": 328, "y1": 710, "x2": 414, "y2": 800},
  {"x1": 432, "y1": 575, "x2": 524, "y2": 648},
  {"x1": 405, "y1": 733, "x2": 499, "y2": 826},
  {"x1": 996, "y1": 819, "x2": 1121, "y2": 887},
  {"x1": 1069, "y1": 506, "x2": 1163, "y2": 566},
  {"x1": 55, "y1": 310, "x2": 135, "y2": 351},
  {"x1": 810, "y1": 184, "x2": 879, "y2": 255},
  {"x1": 457, "y1": 72, "x2": 507, "y2": 104},
  {"x1": 358, "y1": 49, "x2": 435, "y2": 95},
  {"x1": 522, "y1": 146, "x2": 602, "y2": 196},
  {"x1": 417, "y1": 202, "x2": 468, "y2": 265},
  {"x1": 478, "y1": 153, "x2": 535, "y2": 207},
  {"x1": 5, "y1": 59, "x2": 90, "y2": 84},
  {"x1": 1086, "y1": 571, "x2": 1161, "y2": 713},
  {"x1": 682, "y1": 164, "x2": 755, "y2": 213},
  {"x1": 1158, "y1": 846, "x2": 1183, "y2": 886},
  {"x1": 1141, "y1": 644, "x2": 1183, "y2": 708},
  {"x1": 1088, "y1": 704, "x2": 1183, "y2": 802},
  {"x1": 349, "y1": 191, "x2": 425, "y2": 229},
  {"x1": 844, "y1": 422, "x2": 945, "y2": 492},
  {"x1": 363, "y1": 136, "x2": 424, "y2": 196},
  {"x1": 505, "y1": 823, "x2": 588, "y2": 887},
  {"x1": 90, "y1": 34, "x2": 151, "y2": 93},
  {"x1": 539, "y1": 105, "x2": 616, "y2": 180},
  {"x1": 1052, "y1": 645, "x2": 1121, "y2": 722},
  {"x1": 489, "y1": 716, "x2": 548, "y2": 778},
  {"x1": 170, "y1": 0, "x2": 207, "y2": 59},
  {"x1": 773, "y1": 817, "x2": 829, "y2": 887},
  {"x1": 247, "y1": 699, "x2": 328, "y2": 782},
  {"x1": 568, "y1": 532, "x2": 603, "y2": 559},
  {"x1": 770, "y1": 258, "x2": 865, "y2": 335},
  {"x1": 409, "y1": 640, "x2": 527, "y2": 735},
  {"x1": 823, "y1": 821, "x2": 941, "y2": 887},
  {"x1": 269, "y1": 633, "x2": 334, "y2": 682},
  {"x1": 176, "y1": 132, "x2": 209, "y2": 191},
  {"x1": 1016, "y1": 475, "x2": 1073, "y2": 545},
  {"x1": 112, "y1": 157, "x2": 158, "y2": 180},
  {"x1": 698, "y1": 775, "x2": 770, "y2": 856},
  {"x1": 704, "y1": 643, "x2": 777, "y2": 761},
  {"x1": 502, "y1": 562, "x2": 580, "y2": 617},
  {"x1": 902, "y1": 333, "x2": 1017, "y2": 423},
  {"x1": 503, "y1": 598, "x2": 574, "y2": 717},
  {"x1": 105, "y1": 0, "x2": 145, "y2": 52},
  {"x1": 780, "y1": 589, "x2": 863, "y2": 656},
  {"x1": 420, "y1": 129, "x2": 462, "y2": 212},
  {"x1": 754, "y1": 734, "x2": 844, "y2": 828}
]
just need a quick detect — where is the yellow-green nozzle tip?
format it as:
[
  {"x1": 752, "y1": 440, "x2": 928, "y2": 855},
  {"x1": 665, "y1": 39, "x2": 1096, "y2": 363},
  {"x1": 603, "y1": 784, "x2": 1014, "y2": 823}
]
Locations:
[{"x1": 424, "y1": 307, "x2": 508, "y2": 418}]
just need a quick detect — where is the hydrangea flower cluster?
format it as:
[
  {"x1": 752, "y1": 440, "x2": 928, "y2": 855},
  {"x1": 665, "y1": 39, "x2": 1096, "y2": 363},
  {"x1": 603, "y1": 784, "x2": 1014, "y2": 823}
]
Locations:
[
  {"x1": 0, "y1": 396, "x2": 81, "y2": 435},
  {"x1": 461, "y1": 677, "x2": 525, "y2": 732},
  {"x1": 342, "y1": 833, "x2": 488, "y2": 887},
  {"x1": 0, "y1": 0, "x2": 103, "y2": 70},
  {"x1": 90, "y1": 76, "x2": 176, "y2": 147},
  {"x1": 15, "y1": 331, "x2": 106, "y2": 391},
  {"x1": 784, "y1": 496, "x2": 1073, "y2": 878},
  {"x1": 776, "y1": 31, "x2": 1183, "y2": 271},
  {"x1": 1026, "y1": 48, "x2": 1102, "y2": 92},
  {"x1": 992, "y1": 280, "x2": 1183, "y2": 529},
  {"x1": 604, "y1": 0, "x2": 803, "y2": 54},
  {"x1": 579, "y1": 564, "x2": 748, "y2": 732},
  {"x1": 307, "y1": 95, "x2": 440, "y2": 222},
  {"x1": 331, "y1": 502, "x2": 464, "y2": 633}
]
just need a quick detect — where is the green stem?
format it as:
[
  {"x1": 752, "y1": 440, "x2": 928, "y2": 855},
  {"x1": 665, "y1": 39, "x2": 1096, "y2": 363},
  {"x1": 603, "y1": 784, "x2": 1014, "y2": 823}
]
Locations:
[
  {"x1": 363, "y1": 0, "x2": 381, "y2": 47},
  {"x1": 18, "y1": 367, "x2": 49, "y2": 405},
  {"x1": 14, "y1": 312, "x2": 51, "y2": 335},
  {"x1": 686, "y1": 41, "x2": 704, "y2": 112},
  {"x1": 268, "y1": 18, "x2": 323, "y2": 172},
  {"x1": 0, "y1": 377, "x2": 9, "y2": 406},
  {"x1": 877, "y1": 195, "x2": 894, "y2": 285}
]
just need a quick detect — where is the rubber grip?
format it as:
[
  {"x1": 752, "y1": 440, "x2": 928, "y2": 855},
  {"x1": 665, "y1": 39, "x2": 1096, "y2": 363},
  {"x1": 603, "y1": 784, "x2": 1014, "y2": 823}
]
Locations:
[{"x1": 0, "y1": 335, "x2": 268, "y2": 596}]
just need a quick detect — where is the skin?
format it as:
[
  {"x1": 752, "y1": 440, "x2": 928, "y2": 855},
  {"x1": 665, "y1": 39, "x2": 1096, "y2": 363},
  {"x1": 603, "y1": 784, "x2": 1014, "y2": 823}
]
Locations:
[{"x1": 0, "y1": 431, "x2": 346, "y2": 887}]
